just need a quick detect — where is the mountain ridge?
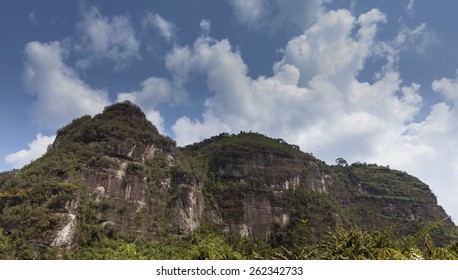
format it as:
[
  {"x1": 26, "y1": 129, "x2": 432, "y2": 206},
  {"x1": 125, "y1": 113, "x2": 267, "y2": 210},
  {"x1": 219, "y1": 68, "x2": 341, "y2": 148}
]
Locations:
[{"x1": 0, "y1": 101, "x2": 456, "y2": 258}]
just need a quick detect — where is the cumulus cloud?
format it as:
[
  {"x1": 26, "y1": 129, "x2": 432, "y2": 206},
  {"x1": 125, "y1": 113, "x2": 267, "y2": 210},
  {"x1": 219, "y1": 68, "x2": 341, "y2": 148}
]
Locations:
[
  {"x1": 229, "y1": 0, "x2": 328, "y2": 32},
  {"x1": 143, "y1": 13, "x2": 176, "y2": 43},
  {"x1": 5, "y1": 133, "x2": 56, "y2": 169},
  {"x1": 165, "y1": 7, "x2": 458, "y2": 219},
  {"x1": 170, "y1": 9, "x2": 390, "y2": 147},
  {"x1": 75, "y1": 5, "x2": 140, "y2": 70},
  {"x1": 278, "y1": 8, "x2": 386, "y2": 87},
  {"x1": 23, "y1": 41, "x2": 111, "y2": 129}
]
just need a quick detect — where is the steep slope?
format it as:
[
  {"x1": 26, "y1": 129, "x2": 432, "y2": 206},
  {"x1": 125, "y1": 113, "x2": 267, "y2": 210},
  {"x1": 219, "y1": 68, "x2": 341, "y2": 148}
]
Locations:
[
  {"x1": 330, "y1": 163, "x2": 455, "y2": 245},
  {"x1": 182, "y1": 132, "x2": 456, "y2": 245},
  {"x1": 0, "y1": 102, "x2": 216, "y2": 255},
  {"x1": 181, "y1": 132, "x2": 339, "y2": 242},
  {"x1": 0, "y1": 101, "x2": 456, "y2": 259}
]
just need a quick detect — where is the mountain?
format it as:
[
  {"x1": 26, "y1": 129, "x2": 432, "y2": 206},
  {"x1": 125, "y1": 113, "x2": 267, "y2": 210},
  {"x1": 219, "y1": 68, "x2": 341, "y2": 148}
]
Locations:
[
  {"x1": 181, "y1": 131, "x2": 455, "y2": 246},
  {"x1": 0, "y1": 101, "x2": 456, "y2": 258}
]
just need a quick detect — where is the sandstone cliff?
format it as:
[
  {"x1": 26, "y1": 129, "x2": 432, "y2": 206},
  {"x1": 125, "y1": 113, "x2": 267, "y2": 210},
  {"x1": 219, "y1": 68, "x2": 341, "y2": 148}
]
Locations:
[{"x1": 0, "y1": 101, "x2": 455, "y2": 254}]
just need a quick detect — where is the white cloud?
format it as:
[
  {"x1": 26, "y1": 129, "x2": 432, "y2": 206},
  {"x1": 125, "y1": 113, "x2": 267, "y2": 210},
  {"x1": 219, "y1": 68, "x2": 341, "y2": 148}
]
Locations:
[
  {"x1": 167, "y1": 8, "x2": 458, "y2": 220},
  {"x1": 229, "y1": 0, "x2": 328, "y2": 32},
  {"x1": 23, "y1": 41, "x2": 111, "y2": 129},
  {"x1": 143, "y1": 13, "x2": 176, "y2": 43},
  {"x1": 116, "y1": 76, "x2": 186, "y2": 133},
  {"x1": 432, "y1": 69, "x2": 458, "y2": 103},
  {"x1": 200, "y1": 19, "x2": 211, "y2": 35},
  {"x1": 169, "y1": 35, "x2": 254, "y2": 145},
  {"x1": 173, "y1": 113, "x2": 232, "y2": 145},
  {"x1": 405, "y1": 0, "x2": 415, "y2": 18},
  {"x1": 75, "y1": 5, "x2": 140, "y2": 70},
  {"x1": 168, "y1": 9, "x2": 426, "y2": 157},
  {"x1": 117, "y1": 77, "x2": 182, "y2": 108},
  {"x1": 373, "y1": 22, "x2": 434, "y2": 76},
  {"x1": 396, "y1": 23, "x2": 434, "y2": 55},
  {"x1": 165, "y1": 45, "x2": 193, "y2": 86},
  {"x1": 229, "y1": 0, "x2": 267, "y2": 29},
  {"x1": 278, "y1": 8, "x2": 386, "y2": 87},
  {"x1": 145, "y1": 109, "x2": 166, "y2": 135},
  {"x1": 271, "y1": 0, "x2": 328, "y2": 31},
  {"x1": 5, "y1": 133, "x2": 56, "y2": 169},
  {"x1": 169, "y1": 9, "x2": 392, "y2": 147},
  {"x1": 377, "y1": 75, "x2": 458, "y2": 222},
  {"x1": 347, "y1": 71, "x2": 458, "y2": 222},
  {"x1": 11, "y1": 3, "x2": 458, "y2": 221}
]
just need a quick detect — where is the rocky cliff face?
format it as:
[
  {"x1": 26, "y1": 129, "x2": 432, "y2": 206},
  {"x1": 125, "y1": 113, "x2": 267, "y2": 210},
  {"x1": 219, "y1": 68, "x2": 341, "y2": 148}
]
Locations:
[
  {"x1": 183, "y1": 132, "x2": 335, "y2": 239},
  {"x1": 50, "y1": 103, "x2": 212, "y2": 248},
  {"x1": 0, "y1": 102, "x2": 455, "y2": 252},
  {"x1": 0, "y1": 102, "x2": 211, "y2": 250}
]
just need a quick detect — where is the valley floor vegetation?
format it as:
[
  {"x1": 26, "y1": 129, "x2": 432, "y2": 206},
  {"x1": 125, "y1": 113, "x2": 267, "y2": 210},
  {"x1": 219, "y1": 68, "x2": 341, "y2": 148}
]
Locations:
[{"x1": 1, "y1": 221, "x2": 457, "y2": 260}]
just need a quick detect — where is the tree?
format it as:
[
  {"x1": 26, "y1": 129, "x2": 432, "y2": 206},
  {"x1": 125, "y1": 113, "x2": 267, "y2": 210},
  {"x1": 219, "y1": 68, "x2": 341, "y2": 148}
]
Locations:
[{"x1": 335, "y1": 158, "x2": 348, "y2": 167}]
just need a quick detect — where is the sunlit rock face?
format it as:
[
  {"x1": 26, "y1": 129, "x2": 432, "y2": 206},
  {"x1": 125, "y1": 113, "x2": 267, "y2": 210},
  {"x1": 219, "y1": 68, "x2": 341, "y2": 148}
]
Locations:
[
  {"x1": 1, "y1": 102, "x2": 454, "y2": 252},
  {"x1": 45, "y1": 102, "x2": 213, "y2": 247}
]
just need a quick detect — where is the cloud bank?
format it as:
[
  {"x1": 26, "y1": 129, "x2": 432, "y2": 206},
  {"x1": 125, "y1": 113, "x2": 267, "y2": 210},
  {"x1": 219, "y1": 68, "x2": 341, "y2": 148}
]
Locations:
[
  {"x1": 160, "y1": 8, "x2": 458, "y2": 220},
  {"x1": 7, "y1": 3, "x2": 458, "y2": 221}
]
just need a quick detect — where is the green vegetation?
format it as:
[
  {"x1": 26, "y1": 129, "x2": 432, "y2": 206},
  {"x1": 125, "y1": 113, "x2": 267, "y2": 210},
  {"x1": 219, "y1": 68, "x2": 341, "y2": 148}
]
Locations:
[
  {"x1": 327, "y1": 162, "x2": 458, "y2": 245},
  {"x1": 1, "y1": 101, "x2": 457, "y2": 259},
  {"x1": 2, "y1": 219, "x2": 457, "y2": 259}
]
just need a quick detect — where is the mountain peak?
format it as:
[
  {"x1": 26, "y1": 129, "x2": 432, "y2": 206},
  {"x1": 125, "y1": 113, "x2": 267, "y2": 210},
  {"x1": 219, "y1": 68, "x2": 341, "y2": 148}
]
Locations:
[
  {"x1": 49, "y1": 101, "x2": 175, "y2": 166},
  {"x1": 54, "y1": 101, "x2": 169, "y2": 146},
  {"x1": 99, "y1": 101, "x2": 150, "y2": 125}
]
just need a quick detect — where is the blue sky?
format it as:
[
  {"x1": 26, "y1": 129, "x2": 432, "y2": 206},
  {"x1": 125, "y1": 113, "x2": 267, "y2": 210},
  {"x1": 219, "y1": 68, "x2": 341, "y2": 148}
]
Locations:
[{"x1": 2, "y1": 0, "x2": 458, "y2": 221}]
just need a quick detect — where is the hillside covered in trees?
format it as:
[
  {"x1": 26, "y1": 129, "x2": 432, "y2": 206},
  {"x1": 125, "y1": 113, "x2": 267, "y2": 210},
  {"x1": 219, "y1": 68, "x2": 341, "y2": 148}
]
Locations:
[{"x1": 0, "y1": 101, "x2": 457, "y2": 259}]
